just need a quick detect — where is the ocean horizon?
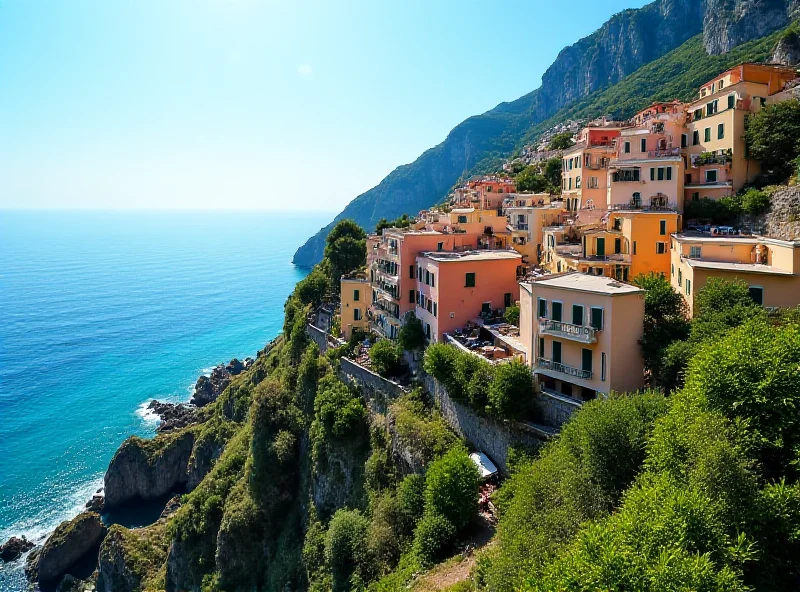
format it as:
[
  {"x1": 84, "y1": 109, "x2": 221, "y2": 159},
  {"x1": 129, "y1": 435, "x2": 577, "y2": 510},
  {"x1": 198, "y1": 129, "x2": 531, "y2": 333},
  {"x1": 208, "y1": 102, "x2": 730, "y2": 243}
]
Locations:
[{"x1": 0, "y1": 210, "x2": 329, "y2": 590}]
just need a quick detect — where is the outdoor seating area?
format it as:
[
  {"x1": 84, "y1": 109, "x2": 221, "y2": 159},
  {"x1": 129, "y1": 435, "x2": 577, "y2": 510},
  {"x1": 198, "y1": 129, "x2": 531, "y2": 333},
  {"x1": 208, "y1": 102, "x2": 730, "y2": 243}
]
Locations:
[{"x1": 447, "y1": 321, "x2": 523, "y2": 363}]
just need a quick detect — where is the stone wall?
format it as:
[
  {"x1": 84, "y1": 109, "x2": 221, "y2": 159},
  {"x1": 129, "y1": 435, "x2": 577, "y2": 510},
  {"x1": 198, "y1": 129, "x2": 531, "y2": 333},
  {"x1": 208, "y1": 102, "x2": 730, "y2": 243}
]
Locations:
[
  {"x1": 306, "y1": 324, "x2": 345, "y2": 354},
  {"x1": 338, "y1": 357, "x2": 407, "y2": 416},
  {"x1": 422, "y1": 375, "x2": 544, "y2": 475},
  {"x1": 539, "y1": 390, "x2": 583, "y2": 428}
]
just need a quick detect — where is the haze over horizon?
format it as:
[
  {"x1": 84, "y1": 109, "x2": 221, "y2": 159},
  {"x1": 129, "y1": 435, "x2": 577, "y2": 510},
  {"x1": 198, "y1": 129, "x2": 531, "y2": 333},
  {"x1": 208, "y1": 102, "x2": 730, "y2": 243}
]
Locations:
[{"x1": 0, "y1": 0, "x2": 647, "y2": 212}]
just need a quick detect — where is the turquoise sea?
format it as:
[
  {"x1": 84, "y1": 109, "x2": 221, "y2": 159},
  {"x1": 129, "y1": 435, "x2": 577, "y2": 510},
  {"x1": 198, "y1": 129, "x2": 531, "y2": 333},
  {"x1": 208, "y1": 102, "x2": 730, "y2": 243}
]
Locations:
[{"x1": 0, "y1": 211, "x2": 326, "y2": 590}]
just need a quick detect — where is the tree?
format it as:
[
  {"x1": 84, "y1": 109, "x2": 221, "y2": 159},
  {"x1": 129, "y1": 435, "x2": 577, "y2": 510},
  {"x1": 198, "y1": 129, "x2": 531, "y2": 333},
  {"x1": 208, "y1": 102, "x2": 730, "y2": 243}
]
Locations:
[
  {"x1": 745, "y1": 98, "x2": 800, "y2": 183},
  {"x1": 632, "y1": 273, "x2": 690, "y2": 386},
  {"x1": 543, "y1": 157, "x2": 562, "y2": 191},
  {"x1": 514, "y1": 165, "x2": 549, "y2": 193},
  {"x1": 325, "y1": 509, "x2": 372, "y2": 589},
  {"x1": 690, "y1": 277, "x2": 763, "y2": 344},
  {"x1": 740, "y1": 187, "x2": 771, "y2": 216},
  {"x1": 375, "y1": 214, "x2": 413, "y2": 235},
  {"x1": 422, "y1": 448, "x2": 479, "y2": 532},
  {"x1": 325, "y1": 219, "x2": 367, "y2": 285},
  {"x1": 547, "y1": 132, "x2": 574, "y2": 151},
  {"x1": 488, "y1": 360, "x2": 534, "y2": 419},
  {"x1": 398, "y1": 313, "x2": 425, "y2": 351},
  {"x1": 504, "y1": 305, "x2": 520, "y2": 326},
  {"x1": 369, "y1": 339, "x2": 403, "y2": 377}
]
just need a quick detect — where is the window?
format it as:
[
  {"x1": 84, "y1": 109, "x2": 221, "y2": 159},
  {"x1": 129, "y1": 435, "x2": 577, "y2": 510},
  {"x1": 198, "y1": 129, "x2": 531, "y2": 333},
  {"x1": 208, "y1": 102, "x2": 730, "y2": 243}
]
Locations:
[
  {"x1": 704, "y1": 127, "x2": 711, "y2": 142},
  {"x1": 656, "y1": 242, "x2": 666, "y2": 254},
  {"x1": 537, "y1": 298, "x2": 547, "y2": 318},
  {"x1": 353, "y1": 308, "x2": 361, "y2": 321},
  {"x1": 601, "y1": 352, "x2": 607, "y2": 381},
  {"x1": 658, "y1": 167, "x2": 665, "y2": 181},
  {"x1": 685, "y1": 279, "x2": 691, "y2": 296},
  {"x1": 640, "y1": 138, "x2": 647, "y2": 152},
  {"x1": 572, "y1": 304, "x2": 584, "y2": 326},
  {"x1": 590, "y1": 307, "x2": 604, "y2": 330},
  {"x1": 425, "y1": 323, "x2": 431, "y2": 340},
  {"x1": 694, "y1": 108, "x2": 702, "y2": 121},
  {"x1": 576, "y1": 176, "x2": 582, "y2": 189},
  {"x1": 667, "y1": 167, "x2": 672, "y2": 181},
  {"x1": 353, "y1": 289, "x2": 360, "y2": 302},
  {"x1": 692, "y1": 192, "x2": 699, "y2": 201},
  {"x1": 671, "y1": 263, "x2": 674, "y2": 276},
  {"x1": 681, "y1": 133, "x2": 688, "y2": 148},
  {"x1": 457, "y1": 215, "x2": 467, "y2": 223},
  {"x1": 437, "y1": 242, "x2": 443, "y2": 252},
  {"x1": 465, "y1": 272, "x2": 475, "y2": 287},
  {"x1": 417, "y1": 266, "x2": 422, "y2": 281},
  {"x1": 727, "y1": 93, "x2": 735, "y2": 109},
  {"x1": 552, "y1": 341, "x2": 562, "y2": 364},
  {"x1": 409, "y1": 289, "x2": 415, "y2": 303},
  {"x1": 633, "y1": 241, "x2": 637, "y2": 255},
  {"x1": 582, "y1": 349, "x2": 593, "y2": 374},
  {"x1": 589, "y1": 176, "x2": 598, "y2": 188},
  {"x1": 749, "y1": 286, "x2": 764, "y2": 305},
  {"x1": 678, "y1": 269, "x2": 682, "y2": 287},
  {"x1": 690, "y1": 246, "x2": 702, "y2": 258},
  {"x1": 504, "y1": 293, "x2": 512, "y2": 308},
  {"x1": 425, "y1": 270, "x2": 430, "y2": 285},
  {"x1": 692, "y1": 130, "x2": 700, "y2": 145},
  {"x1": 552, "y1": 301, "x2": 562, "y2": 322},
  {"x1": 719, "y1": 79, "x2": 724, "y2": 89},
  {"x1": 433, "y1": 302, "x2": 437, "y2": 317},
  {"x1": 431, "y1": 273, "x2": 435, "y2": 288},
  {"x1": 538, "y1": 337, "x2": 545, "y2": 359},
  {"x1": 568, "y1": 178, "x2": 572, "y2": 190},
  {"x1": 705, "y1": 169, "x2": 718, "y2": 183},
  {"x1": 624, "y1": 141, "x2": 631, "y2": 154},
  {"x1": 614, "y1": 238, "x2": 621, "y2": 254},
  {"x1": 659, "y1": 220, "x2": 667, "y2": 235},
  {"x1": 717, "y1": 123, "x2": 724, "y2": 139},
  {"x1": 650, "y1": 167, "x2": 655, "y2": 181}
]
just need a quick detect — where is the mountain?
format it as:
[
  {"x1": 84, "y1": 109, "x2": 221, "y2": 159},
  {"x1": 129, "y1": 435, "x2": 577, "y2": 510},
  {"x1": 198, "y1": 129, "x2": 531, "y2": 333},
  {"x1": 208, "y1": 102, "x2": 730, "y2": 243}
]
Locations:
[{"x1": 292, "y1": 0, "x2": 799, "y2": 268}]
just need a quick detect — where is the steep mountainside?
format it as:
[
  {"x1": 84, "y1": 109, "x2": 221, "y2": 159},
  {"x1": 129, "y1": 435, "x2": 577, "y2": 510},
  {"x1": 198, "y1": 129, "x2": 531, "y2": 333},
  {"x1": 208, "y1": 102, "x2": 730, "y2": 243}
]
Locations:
[{"x1": 293, "y1": 0, "x2": 798, "y2": 268}]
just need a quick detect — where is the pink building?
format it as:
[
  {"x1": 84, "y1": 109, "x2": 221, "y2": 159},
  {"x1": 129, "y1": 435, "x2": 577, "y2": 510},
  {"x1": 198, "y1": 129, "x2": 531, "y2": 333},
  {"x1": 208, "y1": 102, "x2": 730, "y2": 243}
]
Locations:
[{"x1": 414, "y1": 250, "x2": 522, "y2": 342}]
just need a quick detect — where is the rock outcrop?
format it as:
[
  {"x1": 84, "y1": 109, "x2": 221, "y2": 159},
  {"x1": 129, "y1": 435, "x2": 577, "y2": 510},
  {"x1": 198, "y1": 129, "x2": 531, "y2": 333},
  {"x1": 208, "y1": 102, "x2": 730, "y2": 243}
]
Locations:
[
  {"x1": 104, "y1": 431, "x2": 195, "y2": 509},
  {"x1": 190, "y1": 358, "x2": 252, "y2": 407},
  {"x1": 703, "y1": 0, "x2": 800, "y2": 55},
  {"x1": 772, "y1": 26, "x2": 800, "y2": 64},
  {"x1": 0, "y1": 535, "x2": 34, "y2": 562},
  {"x1": 147, "y1": 400, "x2": 200, "y2": 433},
  {"x1": 30, "y1": 512, "x2": 106, "y2": 584},
  {"x1": 96, "y1": 523, "x2": 169, "y2": 592}
]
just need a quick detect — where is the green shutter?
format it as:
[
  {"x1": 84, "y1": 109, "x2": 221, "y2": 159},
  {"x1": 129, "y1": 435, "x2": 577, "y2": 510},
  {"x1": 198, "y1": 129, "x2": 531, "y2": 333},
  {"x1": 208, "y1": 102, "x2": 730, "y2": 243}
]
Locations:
[
  {"x1": 538, "y1": 298, "x2": 547, "y2": 318},
  {"x1": 552, "y1": 341, "x2": 562, "y2": 363},
  {"x1": 590, "y1": 307, "x2": 603, "y2": 330},
  {"x1": 582, "y1": 349, "x2": 592, "y2": 373},
  {"x1": 572, "y1": 304, "x2": 583, "y2": 326},
  {"x1": 465, "y1": 272, "x2": 475, "y2": 287},
  {"x1": 650, "y1": 167, "x2": 655, "y2": 181}
]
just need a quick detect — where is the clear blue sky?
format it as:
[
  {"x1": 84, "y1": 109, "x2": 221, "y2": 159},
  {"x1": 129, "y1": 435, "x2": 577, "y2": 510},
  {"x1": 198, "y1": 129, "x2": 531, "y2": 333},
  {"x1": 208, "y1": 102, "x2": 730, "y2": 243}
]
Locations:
[{"x1": 0, "y1": 0, "x2": 647, "y2": 211}]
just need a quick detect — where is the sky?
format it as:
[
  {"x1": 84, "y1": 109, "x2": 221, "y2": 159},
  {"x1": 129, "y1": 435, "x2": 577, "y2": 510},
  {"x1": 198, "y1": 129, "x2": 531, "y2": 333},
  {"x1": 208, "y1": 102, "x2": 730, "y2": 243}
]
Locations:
[{"x1": 0, "y1": 0, "x2": 648, "y2": 212}]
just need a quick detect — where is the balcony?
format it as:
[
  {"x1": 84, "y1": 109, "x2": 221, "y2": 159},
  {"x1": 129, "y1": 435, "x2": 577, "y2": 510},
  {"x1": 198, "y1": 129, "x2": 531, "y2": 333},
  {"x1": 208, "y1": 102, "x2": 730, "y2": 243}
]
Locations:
[
  {"x1": 647, "y1": 148, "x2": 680, "y2": 158},
  {"x1": 539, "y1": 319, "x2": 598, "y2": 343},
  {"x1": 537, "y1": 358, "x2": 592, "y2": 380},
  {"x1": 511, "y1": 223, "x2": 529, "y2": 231}
]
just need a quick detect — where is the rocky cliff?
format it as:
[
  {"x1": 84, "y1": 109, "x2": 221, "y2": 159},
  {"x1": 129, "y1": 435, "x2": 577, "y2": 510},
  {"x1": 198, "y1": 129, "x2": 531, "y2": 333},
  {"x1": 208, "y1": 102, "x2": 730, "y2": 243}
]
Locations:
[{"x1": 293, "y1": 0, "x2": 799, "y2": 268}]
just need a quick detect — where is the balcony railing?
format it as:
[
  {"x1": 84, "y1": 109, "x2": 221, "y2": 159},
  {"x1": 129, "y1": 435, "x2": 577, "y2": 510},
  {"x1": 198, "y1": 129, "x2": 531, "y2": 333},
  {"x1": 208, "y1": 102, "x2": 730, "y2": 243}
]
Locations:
[
  {"x1": 539, "y1": 319, "x2": 598, "y2": 343},
  {"x1": 610, "y1": 201, "x2": 678, "y2": 212},
  {"x1": 512, "y1": 223, "x2": 529, "y2": 231},
  {"x1": 647, "y1": 148, "x2": 681, "y2": 158},
  {"x1": 537, "y1": 358, "x2": 592, "y2": 380}
]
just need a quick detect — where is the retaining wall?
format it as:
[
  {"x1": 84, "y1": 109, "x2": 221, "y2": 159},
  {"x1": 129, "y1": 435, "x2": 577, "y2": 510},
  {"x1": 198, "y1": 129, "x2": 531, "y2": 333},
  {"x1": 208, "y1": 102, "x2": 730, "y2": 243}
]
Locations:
[{"x1": 539, "y1": 390, "x2": 583, "y2": 427}]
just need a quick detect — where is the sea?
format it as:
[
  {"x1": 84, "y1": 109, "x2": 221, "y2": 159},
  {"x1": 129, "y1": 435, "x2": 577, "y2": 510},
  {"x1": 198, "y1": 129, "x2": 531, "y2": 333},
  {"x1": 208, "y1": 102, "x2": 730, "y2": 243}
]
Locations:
[{"x1": 0, "y1": 210, "x2": 328, "y2": 590}]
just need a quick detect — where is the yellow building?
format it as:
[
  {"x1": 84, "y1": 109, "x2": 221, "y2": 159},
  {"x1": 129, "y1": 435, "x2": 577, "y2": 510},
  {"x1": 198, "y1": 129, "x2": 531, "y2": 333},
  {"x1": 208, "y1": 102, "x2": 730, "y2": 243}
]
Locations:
[
  {"x1": 561, "y1": 124, "x2": 624, "y2": 212},
  {"x1": 340, "y1": 274, "x2": 370, "y2": 340},
  {"x1": 519, "y1": 271, "x2": 646, "y2": 401},
  {"x1": 504, "y1": 194, "x2": 564, "y2": 263},
  {"x1": 683, "y1": 63, "x2": 797, "y2": 205},
  {"x1": 670, "y1": 231, "x2": 800, "y2": 316}
]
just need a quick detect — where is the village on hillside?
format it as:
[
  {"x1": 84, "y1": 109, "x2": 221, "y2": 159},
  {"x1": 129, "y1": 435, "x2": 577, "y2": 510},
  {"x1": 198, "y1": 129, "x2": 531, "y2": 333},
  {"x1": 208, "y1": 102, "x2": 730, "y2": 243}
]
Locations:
[{"x1": 324, "y1": 62, "x2": 800, "y2": 413}]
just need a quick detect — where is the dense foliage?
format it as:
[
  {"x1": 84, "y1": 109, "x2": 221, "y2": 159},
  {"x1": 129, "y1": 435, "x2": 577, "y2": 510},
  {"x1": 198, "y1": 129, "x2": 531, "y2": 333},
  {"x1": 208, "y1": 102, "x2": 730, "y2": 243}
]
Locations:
[
  {"x1": 368, "y1": 339, "x2": 404, "y2": 378},
  {"x1": 745, "y1": 98, "x2": 800, "y2": 184}
]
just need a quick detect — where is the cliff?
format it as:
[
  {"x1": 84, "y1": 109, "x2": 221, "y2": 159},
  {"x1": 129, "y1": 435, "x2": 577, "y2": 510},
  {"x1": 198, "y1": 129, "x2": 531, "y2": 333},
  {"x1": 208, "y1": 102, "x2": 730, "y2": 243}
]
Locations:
[{"x1": 292, "y1": 0, "x2": 798, "y2": 268}]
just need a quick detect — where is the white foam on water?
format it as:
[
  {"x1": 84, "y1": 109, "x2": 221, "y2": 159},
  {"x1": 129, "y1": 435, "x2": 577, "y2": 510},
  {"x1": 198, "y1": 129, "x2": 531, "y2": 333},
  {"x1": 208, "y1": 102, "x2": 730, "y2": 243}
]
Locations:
[{"x1": 135, "y1": 399, "x2": 160, "y2": 426}]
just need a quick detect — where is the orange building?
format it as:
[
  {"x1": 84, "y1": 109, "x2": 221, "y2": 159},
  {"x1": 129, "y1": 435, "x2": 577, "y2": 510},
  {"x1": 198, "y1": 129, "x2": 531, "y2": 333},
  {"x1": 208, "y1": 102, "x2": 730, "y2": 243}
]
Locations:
[
  {"x1": 505, "y1": 195, "x2": 565, "y2": 263},
  {"x1": 340, "y1": 274, "x2": 370, "y2": 340},
  {"x1": 414, "y1": 250, "x2": 522, "y2": 342},
  {"x1": 519, "y1": 271, "x2": 646, "y2": 400},
  {"x1": 670, "y1": 231, "x2": 800, "y2": 316},
  {"x1": 454, "y1": 177, "x2": 516, "y2": 211},
  {"x1": 683, "y1": 63, "x2": 797, "y2": 205}
]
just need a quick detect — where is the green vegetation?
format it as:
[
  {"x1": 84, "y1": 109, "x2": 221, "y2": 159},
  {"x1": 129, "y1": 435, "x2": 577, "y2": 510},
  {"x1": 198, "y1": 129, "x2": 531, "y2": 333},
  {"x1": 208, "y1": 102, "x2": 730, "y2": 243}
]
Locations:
[
  {"x1": 546, "y1": 132, "x2": 573, "y2": 151},
  {"x1": 424, "y1": 343, "x2": 536, "y2": 420},
  {"x1": 369, "y1": 339, "x2": 404, "y2": 378},
  {"x1": 391, "y1": 389, "x2": 459, "y2": 465},
  {"x1": 745, "y1": 99, "x2": 800, "y2": 184},
  {"x1": 398, "y1": 313, "x2": 426, "y2": 351},
  {"x1": 512, "y1": 157, "x2": 562, "y2": 194},
  {"x1": 375, "y1": 214, "x2": 414, "y2": 235},
  {"x1": 325, "y1": 219, "x2": 367, "y2": 288},
  {"x1": 503, "y1": 305, "x2": 519, "y2": 326}
]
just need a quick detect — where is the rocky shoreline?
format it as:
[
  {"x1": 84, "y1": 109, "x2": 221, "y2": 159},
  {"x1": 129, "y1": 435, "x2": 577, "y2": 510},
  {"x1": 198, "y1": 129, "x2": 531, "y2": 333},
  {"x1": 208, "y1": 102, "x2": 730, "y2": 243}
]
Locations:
[{"x1": 1, "y1": 356, "x2": 255, "y2": 591}]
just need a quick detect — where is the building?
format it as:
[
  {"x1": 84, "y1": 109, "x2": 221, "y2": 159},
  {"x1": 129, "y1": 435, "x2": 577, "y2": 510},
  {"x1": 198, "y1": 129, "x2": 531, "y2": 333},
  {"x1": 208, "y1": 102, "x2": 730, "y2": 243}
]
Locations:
[
  {"x1": 607, "y1": 102, "x2": 686, "y2": 213},
  {"x1": 518, "y1": 271, "x2": 646, "y2": 401},
  {"x1": 340, "y1": 273, "x2": 370, "y2": 340},
  {"x1": 367, "y1": 228, "x2": 480, "y2": 338},
  {"x1": 670, "y1": 231, "x2": 800, "y2": 316},
  {"x1": 504, "y1": 194, "x2": 564, "y2": 263},
  {"x1": 561, "y1": 124, "x2": 623, "y2": 212},
  {"x1": 683, "y1": 63, "x2": 797, "y2": 205},
  {"x1": 542, "y1": 209, "x2": 680, "y2": 281},
  {"x1": 414, "y1": 250, "x2": 522, "y2": 343},
  {"x1": 454, "y1": 177, "x2": 516, "y2": 211}
]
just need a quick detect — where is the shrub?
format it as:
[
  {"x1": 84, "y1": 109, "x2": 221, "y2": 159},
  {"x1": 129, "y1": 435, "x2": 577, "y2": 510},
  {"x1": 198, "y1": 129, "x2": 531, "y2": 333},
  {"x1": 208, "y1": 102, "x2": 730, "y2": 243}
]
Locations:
[
  {"x1": 466, "y1": 360, "x2": 493, "y2": 411},
  {"x1": 423, "y1": 448, "x2": 479, "y2": 532},
  {"x1": 504, "y1": 305, "x2": 520, "y2": 326},
  {"x1": 413, "y1": 513, "x2": 457, "y2": 567},
  {"x1": 391, "y1": 390, "x2": 458, "y2": 464},
  {"x1": 369, "y1": 340, "x2": 403, "y2": 377},
  {"x1": 740, "y1": 187, "x2": 771, "y2": 216},
  {"x1": 656, "y1": 340, "x2": 695, "y2": 393},
  {"x1": 744, "y1": 98, "x2": 800, "y2": 183},
  {"x1": 488, "y1": 360, "x2": 533, "y2": 419},
  {"x1": 367, "y1": 493, "x2": 403, "y2": 573},
  {"x1": 325, "y1": 509, "x2": 372, "y2": 589},
  {"x1": 398, "y1": 313, "x2": 426, "y2": 351},
  {"x1": 423, "y1": 343, "x2": 460, "y2": 393},
  {"x1": 396, "y1": 474, "x2": 426, "y2": 539}
]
